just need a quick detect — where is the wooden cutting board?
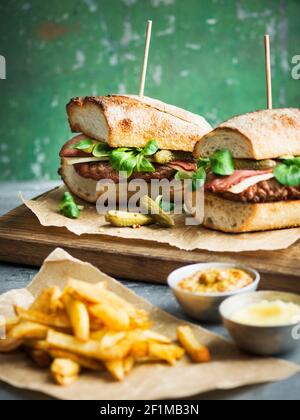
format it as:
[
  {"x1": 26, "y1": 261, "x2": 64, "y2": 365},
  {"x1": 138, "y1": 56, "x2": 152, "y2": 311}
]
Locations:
[{"x1": 0, "y1": 191, "x2": 300, "y2": 293}]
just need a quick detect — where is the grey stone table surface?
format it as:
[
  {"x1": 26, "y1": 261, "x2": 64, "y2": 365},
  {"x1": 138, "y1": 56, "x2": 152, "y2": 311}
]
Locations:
[{"x1": 0, "y1": 181, "x2": 299, "y2": 401}]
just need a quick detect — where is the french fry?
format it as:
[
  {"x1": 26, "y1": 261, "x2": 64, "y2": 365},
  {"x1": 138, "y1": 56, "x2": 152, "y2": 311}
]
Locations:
[
  {"x1": 135, "y1": 355, "x2": 160, "y2": 363},
  {"x1": 64, "y1": 279, "x2": 108, "y2": 304},
  {"x1": 104, "y1": 360, "x2": 125, "y2": 381},
  {"x1": 4, "y1": 317, "x2": 20, "y2": 334},
  {"x1": 89, "y1": 303, "x2": 130, "y2": 331},
  {"x1": 9, "y1": 321, "x2": 48, "y2": 340},
  {"x1": 142, "y1": 330, "x2": 172, "y2": 344},
  {"x1": 15, "y1": 306, "x2": 70, "y2": 329},
  {"x1": 62, "y1": 294, "x2": 90, "y2": 341},
  {"x1": 90, "y1": 329, "x2": 107, "y2": 341},
  {"x1": 67, "y1": 279, "x2": 136, "y2": 317},
  {"x1": 90, "y1": 319, "x2": 105, "y2": 332},
  {"x1": 24, "y1": 348, "x2": 52, "y2": 368},
  {"x1": 30, "y1": 289, "x2": 51, "y2": 312},
  {"x1": 51, "y1": 358, "x2": 81, "y2": 376},
  {"x1": 123, "y1": 356, "x2": 135, "y2": 374},
  {"x1": 149, "y1": 343, "x2": 185, "y2": 366},
  {"x1": 99, "y1": 331, "x2": 126, "y2": 348},
  {"x1": 47, "y1": 330, "x2": 131, "y2": 362},
  {"x1": 48, "y1": 349, "x2": 103, "y2": 371},
  {"x1": 177, "y1": 326, "x2": 211, "y2": 363},
  {"x1": 30, "y1": 287, "x2": 63, "y2": 313},
  {"x1": 130, "y1": 309, "x2": 152, "y2": 329},
  {"x1": 0, "y1": 337, "x2": 22, "y2": 352},
  {"x1": 51, "y1": 358, "x2": 81, "y2": 386},
  {"x1": 130, "y1": 341, "x2": 149, "y2": 358},
  {"x1": 49, "y1": 287, "x2": 64, "y2": 312},
  {"x1": 53, "y1": 373, "x2": 78, "y2": 386},
  {"x1": 23, "y1": 339, "x2": 49, "y2": 352},
  {"x1": 1, "y1": 280, "x2": 212, "y2": 387}
]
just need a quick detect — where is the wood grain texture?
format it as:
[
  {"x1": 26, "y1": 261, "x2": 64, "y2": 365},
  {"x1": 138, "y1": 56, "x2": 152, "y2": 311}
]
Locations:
[{"x1": 0, "y1": 194, "x2": 300, "y2": 293}]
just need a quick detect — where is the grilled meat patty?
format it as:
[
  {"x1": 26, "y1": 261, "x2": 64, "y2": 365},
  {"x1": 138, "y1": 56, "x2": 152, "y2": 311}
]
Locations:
[
  {"x1": 74, "y1": 161, "x2": 176, "y2": 183},
  {"x1": 219, "y1": 178, "x2": 300, "y2": 203}
]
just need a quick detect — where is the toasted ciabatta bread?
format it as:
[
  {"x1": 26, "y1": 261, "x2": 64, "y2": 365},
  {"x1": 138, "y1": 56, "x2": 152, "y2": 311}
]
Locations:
[
  {"x1": 194, "y1": 108, "x2": 300, "y2": 160},
  {"x1": 67, "y1": 95, "x2": 212, "y2": 152},
  {"x1": 203, "y1": 193, "x2": 300, "y2": 233},
  {"x1": 60, "y1": 163, "x2": 102, "y2": 203}
]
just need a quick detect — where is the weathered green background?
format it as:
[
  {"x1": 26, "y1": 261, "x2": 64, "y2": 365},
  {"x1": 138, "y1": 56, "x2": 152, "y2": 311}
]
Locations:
[{"x1": 0, "y1": 0, "x2": 299, "y2": 180}]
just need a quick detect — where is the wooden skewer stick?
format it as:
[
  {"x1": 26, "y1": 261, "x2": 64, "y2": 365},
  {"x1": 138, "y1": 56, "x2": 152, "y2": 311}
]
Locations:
[
  {"x1": 264, "y1": 34, "x2": 273, "y2": 109},
  {"x1": 139, "y1": 20, "x2": 153, "y2": 97}
]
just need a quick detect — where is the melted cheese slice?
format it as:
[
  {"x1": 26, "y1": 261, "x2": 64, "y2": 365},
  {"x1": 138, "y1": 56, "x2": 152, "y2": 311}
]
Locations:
[
  {"x1": 62, "y1": 157, "x2": 109, "y2": 166},
  {"x1": 227, "y1": 173, "x2": 274, "y2": 194}
]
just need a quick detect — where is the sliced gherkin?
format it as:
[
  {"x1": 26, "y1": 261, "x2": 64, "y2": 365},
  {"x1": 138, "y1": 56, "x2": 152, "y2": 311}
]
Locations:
[
  {"x1": 140, "y1": 196, "x2": 175, "y2": 228},
  {"x1": 105, "y1": 211, "x2": 154, "y2": 227},
  {"x1": 153, "y1": 150, "x2": 174, "y2": 164},
  {"x1": 153, "y1": 150, "x2": 193, "y2": 164},
  {"x1": 234, "y1": 159, "x2": 277, "y2": 170}
]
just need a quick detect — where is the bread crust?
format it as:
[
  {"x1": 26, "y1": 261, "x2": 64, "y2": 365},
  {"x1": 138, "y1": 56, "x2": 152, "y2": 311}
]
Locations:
[
  {"x1": 194, "y1": 108, "x2": 300, "y2": 160},
  {"x1": 67, "y1": 95, "x2": 212, "y2": 152},
  {"x1": 203, "y1": 192, "x2": 300, "y2": 233}
]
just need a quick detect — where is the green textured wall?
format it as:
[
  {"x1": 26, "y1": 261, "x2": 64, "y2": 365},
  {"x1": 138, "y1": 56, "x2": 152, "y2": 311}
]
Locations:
[{"x1": 0, "y1": 0, "x2": 299, "y2": 181}]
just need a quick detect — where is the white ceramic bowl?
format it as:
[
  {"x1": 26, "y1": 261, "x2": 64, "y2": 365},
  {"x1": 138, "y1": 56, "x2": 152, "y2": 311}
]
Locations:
[
  {"x1": 220, "y1": 291, "x2": 300, "y2": 356},
  {"x1": 167, "y1": 263, "x2": 260, "y2": 324}
]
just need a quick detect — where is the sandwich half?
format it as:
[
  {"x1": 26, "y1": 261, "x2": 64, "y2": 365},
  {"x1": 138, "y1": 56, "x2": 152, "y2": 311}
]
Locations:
[
  {"x1": 193, "y1": 108, "x2": 300, "y2": 233},
  {"x1": 59, "y1": 95, "x2": 212, "y2": 203}
]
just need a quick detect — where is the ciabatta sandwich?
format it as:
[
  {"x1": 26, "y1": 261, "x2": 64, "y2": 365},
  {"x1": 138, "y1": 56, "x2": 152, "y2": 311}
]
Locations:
[
  {"x1": 193, "y1": 108, "x2": 300, "y2": 233},
  {"x1": 59, "y1": 95, "x2": 212, "y2": 203}
]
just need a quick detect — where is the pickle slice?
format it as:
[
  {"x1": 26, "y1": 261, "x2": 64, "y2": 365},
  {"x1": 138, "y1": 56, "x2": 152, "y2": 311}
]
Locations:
[
  {"x1": 105, "y1": 211, "x2": 154, "y2": 228},
  {"x1": 140, "y1": 196, "x2": 175, "y2": 228},
  {"x1": 234, "y1": 159, "x2": 277, "y2": 170},
  {"x1": 153, "y1": 150, "x2": 193, "y2": 164}
]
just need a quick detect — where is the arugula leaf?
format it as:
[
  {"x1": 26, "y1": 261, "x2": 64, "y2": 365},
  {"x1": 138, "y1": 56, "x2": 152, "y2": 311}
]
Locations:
[
  {"x1": 210, "y1": 149, "x2": 235, "y2": 176},
  {"x1": 119, "y1": 153, "x2": 138, "y2": 178},
  {"x1": 175, "y1": 171, "x2": 193, "y2": 180},
  {"x1": 175, "y1": 167, "x2": 206, "y2": 191},
  {"x1": 110, "y1": 149, "x2": 134, "y2": 171},
  {"x1": 281, "y1": 157, "x2": 300, "y2": 166},
  {"x1": 71, "y1": 139, "x2": 94, "y2": 151},
  {"x1": 71, "y1": 139, "x2": 159, "y2": 178},
  {"x1": 142, "y1": 140, "x2": 159, "y2": 156},
  {"x1": 197, "y1": 157, "x2": 211, "y2": 169},
  {"x1": 192, "y1": 167, "x2": 207, "y2": 190},
  {"x1": 137, "y1": 155, "x2": 156, "y2": 172},
  {"x1": 274, "y1": 162, "x2": 300, "y2": 187},
  {"x1": 109, "y1": 141, "x2": 158, "y2": 177},
  {"x1": 59, "y1": 192, "x2": 81, "y2": 219},
  {"x1": 92, "y1": 143, "x2": 111, "y2": 157}
]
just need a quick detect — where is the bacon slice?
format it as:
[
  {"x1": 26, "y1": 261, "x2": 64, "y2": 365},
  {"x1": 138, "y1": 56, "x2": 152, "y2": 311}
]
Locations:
[
  {"x1": 205, "y1": 169, "x2": 273, "y2": 193},
  {"x1": 168, "y1": 161, "x2": 197, "y2": 172},
  {"x1": 60, "y1": 135, "x2": 94, "y2": 158}
]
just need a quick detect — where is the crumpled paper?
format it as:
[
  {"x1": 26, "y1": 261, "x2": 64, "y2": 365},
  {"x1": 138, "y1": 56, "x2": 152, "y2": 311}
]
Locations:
[
  {"x1": 0, "y1": 248, "x2": 298, "y2": 400},
  {"x1": 23, "y1": 186, "x2": 300, "y2": 252}
]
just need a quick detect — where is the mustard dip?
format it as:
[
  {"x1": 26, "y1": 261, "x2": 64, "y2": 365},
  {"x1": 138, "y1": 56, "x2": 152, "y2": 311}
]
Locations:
[{"x1": 178, "y1": 268, "x2": 253, "y2": 294}]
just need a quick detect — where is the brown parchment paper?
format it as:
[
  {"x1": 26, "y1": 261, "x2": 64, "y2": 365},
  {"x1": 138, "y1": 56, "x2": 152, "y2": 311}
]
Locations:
[
  {"x1": 0, "y1": 248, "x2": 299, "y2": 400},
  {"x1": 24, "y1": 186, "x2": 300, "y2": 252}
]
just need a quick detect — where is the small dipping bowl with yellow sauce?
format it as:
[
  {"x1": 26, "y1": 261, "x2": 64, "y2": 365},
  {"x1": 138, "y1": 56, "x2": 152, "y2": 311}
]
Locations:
[
  {"x1": 167, "y1": 263, "x2": 260, "y2": 323},
  {"x1": 220, "y1": 291, "x2": 300, "y2": 356}
]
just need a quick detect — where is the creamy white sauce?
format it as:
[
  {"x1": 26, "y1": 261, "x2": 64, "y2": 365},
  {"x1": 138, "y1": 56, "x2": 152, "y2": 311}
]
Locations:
[
  {"x1": 231, "y1": 300, "x2": 300, "y2": 327},
  {"x1": 228, "y1": 173, "x2": 274, "y2": 194}
]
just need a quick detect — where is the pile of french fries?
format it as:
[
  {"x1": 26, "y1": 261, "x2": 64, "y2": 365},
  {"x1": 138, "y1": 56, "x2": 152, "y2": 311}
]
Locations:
[{"x1": 0, "y1": 279, "x2": 211, "y2": 385}]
